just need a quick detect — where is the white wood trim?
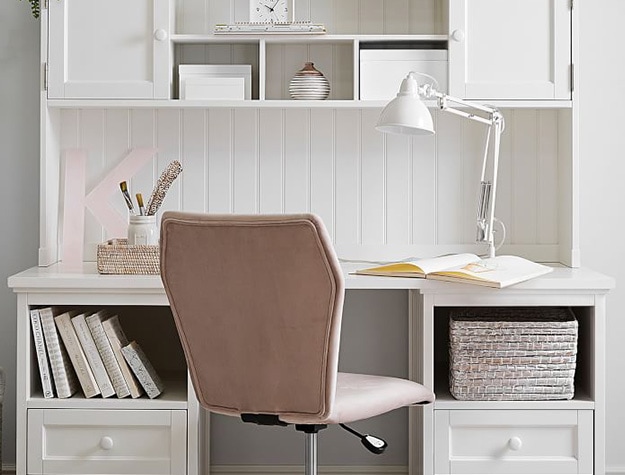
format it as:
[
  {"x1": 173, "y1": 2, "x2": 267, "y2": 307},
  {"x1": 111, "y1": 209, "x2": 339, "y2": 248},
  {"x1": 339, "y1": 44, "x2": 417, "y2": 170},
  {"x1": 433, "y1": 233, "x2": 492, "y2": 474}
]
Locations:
[
  {"x1": 15, "y1": 293, "x2": 29, "y2": 475},
  {"x1": 419, "y1": 293, "x2": 435, "y2": 475},
  {"x1": 209, "y1": 466, "x2": 408, "y2": 475},
  {"x1": 171, "y1": 34, "x2": 448, "y2": 44},
  {"x1": 408, "y1": 291, "x2": 425, "y2": 475},
  {"x1": 593, "y1": 294, "x2": 608, "y2": 475},
  {"x1": 45, "y1": 99, "x2": 574, "y2": 109}
]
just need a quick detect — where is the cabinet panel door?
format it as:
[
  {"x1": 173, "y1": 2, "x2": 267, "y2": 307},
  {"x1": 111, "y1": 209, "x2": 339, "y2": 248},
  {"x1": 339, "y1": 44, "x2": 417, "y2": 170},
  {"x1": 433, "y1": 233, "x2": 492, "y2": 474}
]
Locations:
[
  {"x1": 449, "y1": 0, "x2": 571, "y2": 100},
  {"x1": 48, "y1": 0, "x2": 171, "y2": 99}
]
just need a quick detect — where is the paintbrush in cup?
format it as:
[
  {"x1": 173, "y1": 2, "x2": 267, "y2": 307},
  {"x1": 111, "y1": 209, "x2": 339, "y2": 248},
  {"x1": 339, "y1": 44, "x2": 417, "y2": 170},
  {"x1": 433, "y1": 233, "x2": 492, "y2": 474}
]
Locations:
[
  {"x1": 119, "y1": 181, "x2": 136, "y2": 214},
  {"x1": 136, "y1": 193, "x2": 146, "y2": 216}
]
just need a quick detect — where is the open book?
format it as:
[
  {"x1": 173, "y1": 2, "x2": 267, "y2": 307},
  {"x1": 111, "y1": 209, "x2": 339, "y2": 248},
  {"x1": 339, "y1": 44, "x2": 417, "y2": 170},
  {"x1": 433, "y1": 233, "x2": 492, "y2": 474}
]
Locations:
[{"x1": 355, "y1": 253, "x2": 553, "y2": 288}]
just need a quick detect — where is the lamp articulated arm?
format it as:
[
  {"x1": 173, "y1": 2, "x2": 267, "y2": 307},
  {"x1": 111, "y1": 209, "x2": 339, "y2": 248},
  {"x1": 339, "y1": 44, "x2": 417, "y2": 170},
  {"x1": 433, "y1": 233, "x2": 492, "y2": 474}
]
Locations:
[
  {"x1": 423, "y1": 81, "x2": 505, "y2": 258},
  {"x1": 376, "y1": 72, "x2": 506, "y2": 258}
]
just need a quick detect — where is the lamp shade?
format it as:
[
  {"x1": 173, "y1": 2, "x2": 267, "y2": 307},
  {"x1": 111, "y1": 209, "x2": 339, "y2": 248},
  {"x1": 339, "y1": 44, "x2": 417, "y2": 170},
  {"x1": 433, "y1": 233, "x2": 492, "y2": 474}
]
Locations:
[{"x1": 375, "y1": 74, "x2": 435, "y2": 136}]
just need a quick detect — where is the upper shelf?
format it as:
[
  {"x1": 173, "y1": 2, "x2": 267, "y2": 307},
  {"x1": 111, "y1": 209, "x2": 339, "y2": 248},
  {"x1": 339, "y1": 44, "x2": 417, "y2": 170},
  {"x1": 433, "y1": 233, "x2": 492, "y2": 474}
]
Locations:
[
  {"x1": 170, "y1": 33, "x2": 449, "y2": 44},
  {"x1": 46, "y1": 99, "x2": 573, "y2": 110}
]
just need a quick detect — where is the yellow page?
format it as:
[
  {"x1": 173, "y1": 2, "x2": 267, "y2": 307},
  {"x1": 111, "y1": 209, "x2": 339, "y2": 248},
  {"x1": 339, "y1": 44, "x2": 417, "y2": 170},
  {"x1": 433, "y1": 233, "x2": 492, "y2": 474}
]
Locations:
[{"x1": 355, "y1": 253, "x2": 479, "y2": 277}]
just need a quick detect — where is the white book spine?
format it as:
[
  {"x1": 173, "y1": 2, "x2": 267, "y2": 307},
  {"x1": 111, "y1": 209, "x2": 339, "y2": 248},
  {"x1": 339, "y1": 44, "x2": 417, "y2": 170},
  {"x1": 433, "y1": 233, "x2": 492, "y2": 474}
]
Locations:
[
  {"x1": 39, "y1": 307, "x2": 79, "y2": 398},
  {"x1": 72, "y1": 314, "x2": 115, "y2": 398},
  {"x1": 101, "y1": 316, "x2": 143, "y2": 398},
  {"x1": 86, "y1": 312, "x2": 130, "y2": 398},
  {"x1": 121, "y1": 341, "x2": 165, "y2": 399},
  {"x1": 54, "y1": 312, "x2": 100, "y2": 398},
  {"x1": 30, "y1": 309, "x2": 54, "y2": 398}
]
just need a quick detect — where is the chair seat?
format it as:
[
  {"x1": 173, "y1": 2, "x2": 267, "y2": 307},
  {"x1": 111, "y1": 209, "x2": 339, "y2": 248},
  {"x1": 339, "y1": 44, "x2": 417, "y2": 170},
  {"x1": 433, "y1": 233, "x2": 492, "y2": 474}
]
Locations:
[{"x1": 281, "y1": 372, "x2": 435, "y2": 425}]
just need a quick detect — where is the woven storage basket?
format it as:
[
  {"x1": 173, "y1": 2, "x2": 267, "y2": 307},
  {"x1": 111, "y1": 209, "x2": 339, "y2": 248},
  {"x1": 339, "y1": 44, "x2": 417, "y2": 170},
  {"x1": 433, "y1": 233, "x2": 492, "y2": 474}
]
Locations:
[
  {"x1": 97, "y1": 239, "x2": 160, "y2": 275},
  {"x1": 449, "y1": 307, "x2": 578, "y2": 401}
]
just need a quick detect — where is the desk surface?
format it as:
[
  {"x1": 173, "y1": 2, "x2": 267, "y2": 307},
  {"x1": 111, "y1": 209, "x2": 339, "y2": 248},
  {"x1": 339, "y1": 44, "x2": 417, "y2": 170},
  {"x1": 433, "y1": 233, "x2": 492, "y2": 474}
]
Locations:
[{"x1": 8, "y1": 262, "x2": 615, "y2": 293}]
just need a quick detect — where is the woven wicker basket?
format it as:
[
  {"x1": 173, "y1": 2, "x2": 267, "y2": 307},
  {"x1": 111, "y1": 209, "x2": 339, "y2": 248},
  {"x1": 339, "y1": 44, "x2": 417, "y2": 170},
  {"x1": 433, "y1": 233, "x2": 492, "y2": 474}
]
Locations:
[
  {"x1": 449, "y1": 307, "x2": 578, "y2": 401},
  {"x1": 97, "y1": 239, "x2": 160, "y2": 275}
]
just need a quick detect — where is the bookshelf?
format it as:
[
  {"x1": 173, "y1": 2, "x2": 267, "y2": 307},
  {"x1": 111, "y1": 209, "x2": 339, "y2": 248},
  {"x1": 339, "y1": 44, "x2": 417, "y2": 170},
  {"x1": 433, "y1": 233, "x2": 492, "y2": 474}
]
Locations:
[{"x1": 9, "y1": 271, "x2": 204, "y2": 475}]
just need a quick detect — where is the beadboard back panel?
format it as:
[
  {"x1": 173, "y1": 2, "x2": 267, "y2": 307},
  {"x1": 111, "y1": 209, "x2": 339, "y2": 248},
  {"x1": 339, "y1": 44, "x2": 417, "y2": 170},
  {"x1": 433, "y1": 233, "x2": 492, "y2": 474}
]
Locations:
[
  {"x1": 175, "y1": 0, "x2": 447, "y2": 35},
  {"x1": 58, "y1": 107, "x2": 565, "y2": 262}
]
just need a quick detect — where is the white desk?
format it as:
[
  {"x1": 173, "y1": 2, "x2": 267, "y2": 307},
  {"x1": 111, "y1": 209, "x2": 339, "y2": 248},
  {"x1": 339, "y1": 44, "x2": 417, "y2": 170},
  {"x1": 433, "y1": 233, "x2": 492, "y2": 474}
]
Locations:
[{"x1": 8, "y1": 264, "x2": 614, "y2": 475}]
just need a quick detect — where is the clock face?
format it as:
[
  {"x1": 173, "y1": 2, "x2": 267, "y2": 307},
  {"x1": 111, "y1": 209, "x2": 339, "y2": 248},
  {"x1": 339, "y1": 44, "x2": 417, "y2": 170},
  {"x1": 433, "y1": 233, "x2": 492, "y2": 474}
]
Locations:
[{"x1": 250, "y1": 0, "x2": 292, "y2": 23}]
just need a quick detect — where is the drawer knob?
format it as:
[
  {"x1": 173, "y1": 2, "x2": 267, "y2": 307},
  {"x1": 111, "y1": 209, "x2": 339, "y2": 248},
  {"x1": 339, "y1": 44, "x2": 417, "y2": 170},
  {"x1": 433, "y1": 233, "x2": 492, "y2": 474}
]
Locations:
[
  {"x1": 451, "y1": 29, "x2": 465, "y2": 42},
  {"x1": 100, "y1": 436, "x2": 114, "y2": 450},
  {"x1": 154, "y1": 29, "x2": 168, "y2": 41},
  {"x1": 508, "y1": 436, "x2": 523, "y2": 451}
]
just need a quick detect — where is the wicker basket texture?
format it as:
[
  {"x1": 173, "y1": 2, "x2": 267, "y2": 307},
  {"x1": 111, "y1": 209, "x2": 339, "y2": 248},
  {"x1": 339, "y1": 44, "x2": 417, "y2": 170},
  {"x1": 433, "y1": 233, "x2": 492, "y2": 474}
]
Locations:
[
  {"x1": 97, "y1": 239, "x2": 160, "y2": 275},
  {"x1": 449, "y1": 307, "x2": 578, "y2": 401}
]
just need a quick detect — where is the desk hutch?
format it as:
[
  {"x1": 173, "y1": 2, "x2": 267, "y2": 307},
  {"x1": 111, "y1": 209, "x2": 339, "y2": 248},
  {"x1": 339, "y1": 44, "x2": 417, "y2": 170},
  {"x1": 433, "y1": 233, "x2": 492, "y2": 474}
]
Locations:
[{"x1": 9, "y1": 1, "x2": 615, "y2": 475}]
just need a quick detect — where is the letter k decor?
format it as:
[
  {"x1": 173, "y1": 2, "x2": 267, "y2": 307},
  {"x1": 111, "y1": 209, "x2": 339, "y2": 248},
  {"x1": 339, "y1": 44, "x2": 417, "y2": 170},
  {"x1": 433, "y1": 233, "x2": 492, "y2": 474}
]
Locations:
[{"x1": 61, "y1": 148, "x2": 157, "y2": 265}]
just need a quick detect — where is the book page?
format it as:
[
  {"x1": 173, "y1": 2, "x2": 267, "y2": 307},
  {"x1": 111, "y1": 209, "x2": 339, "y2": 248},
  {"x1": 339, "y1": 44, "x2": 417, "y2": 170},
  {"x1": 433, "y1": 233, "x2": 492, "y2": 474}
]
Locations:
[
  {"x1": 428, "y1": 255, "x2": 553, "y2": 288},
  {"x1": 356, "y1": 253, "x2": 479, "y2": 277}
]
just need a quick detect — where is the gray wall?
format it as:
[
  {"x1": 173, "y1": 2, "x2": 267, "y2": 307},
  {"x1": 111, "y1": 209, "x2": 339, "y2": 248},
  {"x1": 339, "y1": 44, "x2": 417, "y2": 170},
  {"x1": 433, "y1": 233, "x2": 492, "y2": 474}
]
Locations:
[
  {"x1": 210, "y1": 290, "x2": 411, "y2": 465},
  {"x1": 0, "y1": 1, "x2": 40, "y2": 468},
  {"x1": 1, "y1": 0, "x2": 625, "y2": 472},
  {"x1": 578, "y1": 0, "x2": 625, "y2": 472}
]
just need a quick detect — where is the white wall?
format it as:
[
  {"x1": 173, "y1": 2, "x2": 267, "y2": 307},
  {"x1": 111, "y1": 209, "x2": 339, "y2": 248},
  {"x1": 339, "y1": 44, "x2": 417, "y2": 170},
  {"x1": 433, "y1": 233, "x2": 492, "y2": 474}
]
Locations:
[
  {"x1": 0, "y1": 1, "x2": 40, "y2": 470},
  {"x1": 1, "y1": 0, "x2": 625, "y2": 472},
  {"x1": 578, "y1": 0, "x2": 625, "y2": 472}
]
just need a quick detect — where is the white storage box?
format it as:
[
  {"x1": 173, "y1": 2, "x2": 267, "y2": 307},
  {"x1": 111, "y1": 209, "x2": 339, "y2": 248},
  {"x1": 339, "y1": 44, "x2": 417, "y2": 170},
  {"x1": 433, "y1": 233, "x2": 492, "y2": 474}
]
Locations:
[
  {"x1": 179, "y1": 65, "x2": 252, "y2": 100},
  {"x1": 183, "y1": 77, "x2": 246, "y2": 100},
  {"x1": 359, "y1": 49, "x2": 447, "y2": 101}
]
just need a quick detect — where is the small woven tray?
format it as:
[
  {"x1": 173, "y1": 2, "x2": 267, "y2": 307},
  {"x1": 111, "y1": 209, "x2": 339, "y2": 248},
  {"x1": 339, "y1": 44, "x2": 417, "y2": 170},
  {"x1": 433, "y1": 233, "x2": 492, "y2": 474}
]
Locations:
[
  {"x1": 449, "y1": 307, "x2": 578, "y2": 401},
  {"x1": 97, "y1": 239, "x2": 160, "y2": 275}
]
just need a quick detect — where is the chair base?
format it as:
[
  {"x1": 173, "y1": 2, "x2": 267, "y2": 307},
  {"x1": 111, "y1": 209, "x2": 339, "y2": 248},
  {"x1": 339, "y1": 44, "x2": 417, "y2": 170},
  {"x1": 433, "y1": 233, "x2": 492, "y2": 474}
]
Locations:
[{"x1": 241, "y1": 415, "x2": 328, "y2": 475}]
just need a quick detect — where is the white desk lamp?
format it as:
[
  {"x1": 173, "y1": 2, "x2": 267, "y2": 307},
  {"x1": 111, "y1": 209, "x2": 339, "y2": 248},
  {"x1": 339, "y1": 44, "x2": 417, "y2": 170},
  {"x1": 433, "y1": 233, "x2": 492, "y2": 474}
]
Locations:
[{"x1": 376, "y1": 72, "x2": 506, "y2": 258}]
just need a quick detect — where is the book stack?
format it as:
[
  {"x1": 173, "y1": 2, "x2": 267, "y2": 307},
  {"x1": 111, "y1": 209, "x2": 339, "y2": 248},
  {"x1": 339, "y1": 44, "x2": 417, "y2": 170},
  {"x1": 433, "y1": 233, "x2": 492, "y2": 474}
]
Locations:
[{"x1": 30, "y1": 307, "x2": 164, "y2": 399}]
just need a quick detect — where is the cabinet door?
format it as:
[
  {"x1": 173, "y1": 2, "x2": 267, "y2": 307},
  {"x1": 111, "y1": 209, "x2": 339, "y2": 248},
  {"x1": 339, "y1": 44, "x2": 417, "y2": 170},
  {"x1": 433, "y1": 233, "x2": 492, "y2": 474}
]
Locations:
[
  {"x1": 48, "y1": 0, "x2": 171, "y2": 99},
  {"x1": 448, "y1": 0, "x2": 571, "y2": 100}
]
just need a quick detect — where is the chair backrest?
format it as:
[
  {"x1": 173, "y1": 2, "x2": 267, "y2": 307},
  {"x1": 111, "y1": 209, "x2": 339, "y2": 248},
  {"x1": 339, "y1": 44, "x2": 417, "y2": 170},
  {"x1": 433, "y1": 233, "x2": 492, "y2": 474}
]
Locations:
[{"x1": 160, "y1": 212, "x2": 345, "y2": 421}]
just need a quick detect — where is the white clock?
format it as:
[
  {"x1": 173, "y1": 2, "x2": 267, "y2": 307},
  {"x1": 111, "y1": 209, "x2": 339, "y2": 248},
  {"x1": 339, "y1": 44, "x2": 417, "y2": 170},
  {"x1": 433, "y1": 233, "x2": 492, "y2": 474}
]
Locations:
[{"x1": 250, "y1": 0, "x2": 293, "y2": 23}]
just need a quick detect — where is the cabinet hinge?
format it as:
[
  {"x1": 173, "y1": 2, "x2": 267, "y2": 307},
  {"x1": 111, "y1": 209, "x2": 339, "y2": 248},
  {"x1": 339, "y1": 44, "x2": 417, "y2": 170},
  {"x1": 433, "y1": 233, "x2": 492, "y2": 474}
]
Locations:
[
  {"x1": 43, "y1": 0, "x2": 48, "y2": 10},
  {"x1": 43, "y1": 62, "x2": 48, "y2": 92},
  {"x1": 570, "y1": 63, "x2": 574, "y2": 92}
]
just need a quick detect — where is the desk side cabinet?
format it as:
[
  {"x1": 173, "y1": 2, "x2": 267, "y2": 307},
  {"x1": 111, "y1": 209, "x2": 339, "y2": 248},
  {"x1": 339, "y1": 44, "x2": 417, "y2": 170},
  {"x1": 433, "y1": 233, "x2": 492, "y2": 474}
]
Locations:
[
  {"x1": 10, "y1": 284, "x2": 204, "y2": 475},
  {"x1": 411, "y1": 286, "x2": 607, "y2": 475}
]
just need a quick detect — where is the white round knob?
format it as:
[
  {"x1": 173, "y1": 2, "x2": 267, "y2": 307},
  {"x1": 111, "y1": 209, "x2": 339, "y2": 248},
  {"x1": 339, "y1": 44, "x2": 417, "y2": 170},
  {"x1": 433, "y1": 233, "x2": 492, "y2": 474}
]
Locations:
[
  {"x1": 154, "y1": 29, "x2": 168, "y2": 41},
  {"x1": 99, "y1": 436, "x2": 114, "y2": 450},
  {"x1": 508, "y1": 436, "x2": 523, "y2": 451},
  {"x1": 451, "y1": 29, "x2": 465, "y2": 42}
]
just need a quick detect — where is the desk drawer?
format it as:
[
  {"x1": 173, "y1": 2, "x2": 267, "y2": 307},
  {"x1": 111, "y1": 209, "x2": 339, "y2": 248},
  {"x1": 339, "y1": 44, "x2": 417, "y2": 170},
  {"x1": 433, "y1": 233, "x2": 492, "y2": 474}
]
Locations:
[
  {"x1": 27, "y1": 409, "x2": 187, "y2": 475},
  {"x1": 434, "y1": 409, "x2": 593, "y2": 474}
]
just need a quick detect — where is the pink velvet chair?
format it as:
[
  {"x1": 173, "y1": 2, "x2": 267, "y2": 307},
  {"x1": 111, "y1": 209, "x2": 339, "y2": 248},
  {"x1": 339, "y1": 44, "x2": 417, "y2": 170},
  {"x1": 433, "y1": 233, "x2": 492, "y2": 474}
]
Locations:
[{"x1": 160, "y1": 212, "x2": 434, "y2": 474}]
